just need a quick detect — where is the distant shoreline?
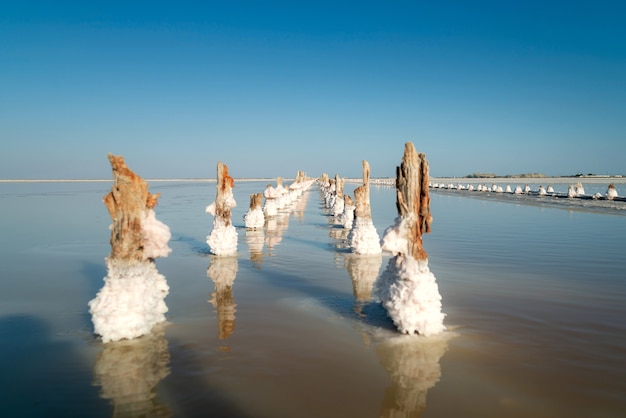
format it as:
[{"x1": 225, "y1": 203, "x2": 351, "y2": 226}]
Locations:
[
  {"x1": 2, "y1": 176, "x2": 626, "y2": 184},
  {"x1": 431, "y1": 176, "x2": 626, "y2": 184},
  {"x1": 0, "y1": 178, "x2": 276, "y2": 183}
]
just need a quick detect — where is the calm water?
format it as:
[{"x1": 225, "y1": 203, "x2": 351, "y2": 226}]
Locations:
[{"x1": 1, "y1": 180, "x2": 625, "y2": 417}]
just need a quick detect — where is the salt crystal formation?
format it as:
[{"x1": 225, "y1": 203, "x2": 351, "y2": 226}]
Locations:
[
  {"x1": 89, "y1": 154, "x2": 171, "y2": 343},
  {"x1": 206, "y1": 161, "x2": 238, "y2": 256},
  {"x1": 376, "y1": 143, "x2": 445, "y2": 336}
]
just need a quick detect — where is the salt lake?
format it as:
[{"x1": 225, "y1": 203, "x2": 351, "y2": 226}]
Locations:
[{"x1": 1, "y1": 179, "x2": 625, "y2": 417}]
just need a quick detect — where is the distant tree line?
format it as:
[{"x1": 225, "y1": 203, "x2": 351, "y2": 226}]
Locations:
[{"x1": 464, "y1": 172, "x2": 547, "y2": 179}]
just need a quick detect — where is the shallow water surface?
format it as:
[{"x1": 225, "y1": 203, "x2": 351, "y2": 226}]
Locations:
[{"x1": 0, "y1": 180, "x2": 625, "y2": 417}]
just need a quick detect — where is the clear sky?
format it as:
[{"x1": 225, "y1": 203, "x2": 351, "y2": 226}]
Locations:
[{"x1": 1, "y1": 1, "x2": 625, "y2": 179}]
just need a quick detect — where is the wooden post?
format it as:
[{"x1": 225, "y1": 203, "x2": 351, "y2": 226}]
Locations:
[
  {"x1": 249, "y1": 193, "x2": 263, "y2": 210},
  {"x1": 103, "y1": 153, "x2": 160, "y2": 261},
  {"x1": 353, "y1": 160, "x2": 372, "y2": 219},
  {"x1": 395, "y1": 142, "x2": 432, "y2": 260},
  {"x1": 215, "y1": 161, "x2": 235, "y2": 225},
  {"x1": 335, "y1": 174, "x2": 344, "y2": 200}
]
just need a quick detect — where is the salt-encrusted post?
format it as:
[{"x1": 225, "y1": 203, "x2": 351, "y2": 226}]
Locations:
[
  {"x1": 215, "y1": 161, "x2": 235, "y2": 224},
  {"x1": 377, "y1": 142, "x2": 445, "y2": 336},
  {"x1": 333, "y1": 174, "x2": 345, "y2": 216},
  {"x1": 341, "y1": 195, "x2": 355, "y2": 229},
  {"x1": 354, "y1": 160, "x2": 371, "y2": 220},
  {"x1": 206, "y1": 161, "x2": 238, "y2": 256},
  {"x1": 349, "y1": 160, "x2": 382, "y2": 255},
  {"x1": 275, "y1": 176, "x2": 288, "y2": 209},
  {"x1": 89, "y1": 154, "x2": 171, "y2": 343},
  {"x1": 244, "y1": 193, "x2": 264, "y2": 229},
  {"x1": 394, "y1": 143, "x2": 432, "y2": 260}
]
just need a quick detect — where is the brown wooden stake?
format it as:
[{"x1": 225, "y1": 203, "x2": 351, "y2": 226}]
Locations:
[
  {"x1": 395, "y1": 142, "x2": 432, "y2": 260},
  {"x1": 215, "y1": 161, "x2": 235, "y2": 225},
  {"x1": 249, "y1": 193, "x2": 263, "y2": 210},
  {"x1": 334, "y1": 174, "x2": 344, "y2": 199},
  {"x1": 353, "y1": 160, "x2": 372, "y2": 219},
  {"x1": 103, "y1": 153, "x2": 159, "y2": 261}
]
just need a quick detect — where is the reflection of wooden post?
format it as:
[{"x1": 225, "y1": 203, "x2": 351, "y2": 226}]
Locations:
[
  {"x1": 395, "y1": 142, "x2": 432, "y2": 260},
  {"x1": 354, "y1": 160, "x2": 372, "y2": 219},
  {"x1": 208, "y1": 257, "x2": 238, "y2": 340},
  {"x1": 93, "y1": 324, "x2": 171, "y2": 417},
  {"x1": 103, "y1": 154, "x2": 160, "y2": 262},
  {"x1": 215, "y1": 161, "x2": 235, "y2": 226},
  {"x1": 214, "y1": 285, "x2": 236, "y2": 340}
]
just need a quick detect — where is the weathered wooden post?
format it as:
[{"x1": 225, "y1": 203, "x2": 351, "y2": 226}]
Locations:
[
  {"x1": 377, "y1": 142, "x2": 445, "y2": 336},
  {"x1": 394, "y1": 143, "x2": 432, "y2": 260},
  {"x1": 349, "y1": 160, "x2": 382, "y2": 255},
  {"x1": 333, "y1": 174, "x2": 345, "y2": 216},
  {"x1": 353, "y1": 160, "x2": 372, "y2": 220},
  {"x1": 103, "y1": 154, "x2": 171, "y2": 261},
  {"x1": 244, "y1": 192, "x2": 265, "y2": 229},
  {"x1": 206, "y1": 161, "x2": 238, "y2": 255},
  {"x1": 89, "y1": 154, "x2": 171, "y2": 342}
]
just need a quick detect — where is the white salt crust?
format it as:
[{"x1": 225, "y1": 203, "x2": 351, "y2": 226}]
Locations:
[
  {"x1": 141, "y1": 209, "x2": 172, "y2": 260},
  {"x1": 376, "y1": 216, "x2": 446, "y2": 336},
  {"x1": 207, "y1": 217, "x2": 238, "y2": 256},
  {"x1": 349, "y1": 217, "x2": 382, "y2": 255},
  {"x1": 244, "y1": 207, "x2": 265, "y2": 229},
  {"x1": 89, "y1": 259, "x2": 169, "y2": 343}
]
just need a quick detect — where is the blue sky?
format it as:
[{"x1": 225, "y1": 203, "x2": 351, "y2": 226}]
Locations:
[{"x1": 1, "y1": 1, "x2": 624, "y2": 179}]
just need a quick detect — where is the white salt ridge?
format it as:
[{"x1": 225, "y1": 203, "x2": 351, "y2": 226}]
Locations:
[
  {"x1": 349, "y1": 217, "x2": 382, "y2": 255},
  {"x1": 141, "y1": 209, "x2": 172, "y2": 260},
  {"x1": 89, "y1": 259, "x2": 169, "y2": 343},
  {"x1": 244, "y1": 207, "x2": 265, "y2": 229},
  {"x1": 377, "y1": 215, "x2": 446, "y2": 336}
]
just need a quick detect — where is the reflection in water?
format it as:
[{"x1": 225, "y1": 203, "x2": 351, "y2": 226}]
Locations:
[
  {"x1": 343, "y1": 252, "x2": 450, "y2": 418},
  {"x1": 291, "y1": 187, "x2": 310, "y2": 222},
  {"x1": 245, "y1": 228, "x2": 265, "y2": 269},
  {"x1": 346, "y1": 254, "x2": 383, "y2": 305},
  {"x1": 329, "y1": 225, "x2": 350, "y2": 250},
  {"x1": 265, "y1": 211, "x2": 289, "y2": 252},
  {"x1": 376, "y1": 334, "x2": 450, "y2": 418},
  {"x1": 93, "y1": 323, "x2": 171, "y2": 418},
  {"x1": 207, "y1": 256, "x2": 239, "y2": 341}
]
